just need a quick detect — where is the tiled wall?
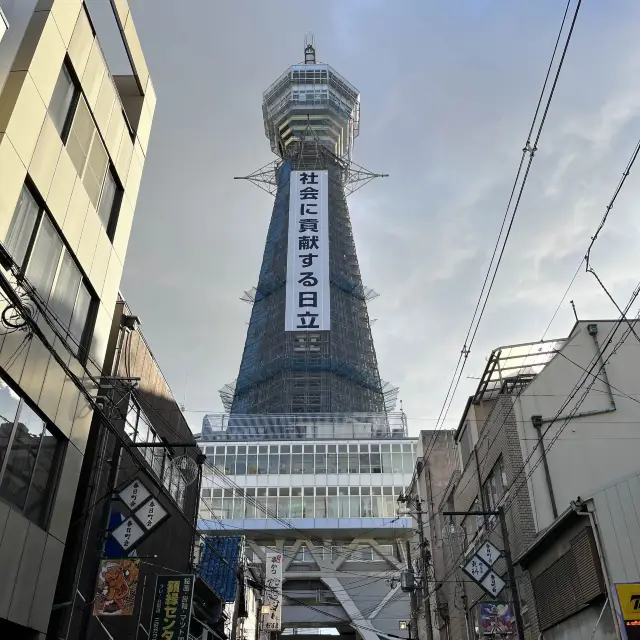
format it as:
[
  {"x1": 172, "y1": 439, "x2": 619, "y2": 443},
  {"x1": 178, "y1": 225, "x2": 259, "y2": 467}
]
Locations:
[{"x1": 0, "y1": 0, "x2": 153, "y2": 634}]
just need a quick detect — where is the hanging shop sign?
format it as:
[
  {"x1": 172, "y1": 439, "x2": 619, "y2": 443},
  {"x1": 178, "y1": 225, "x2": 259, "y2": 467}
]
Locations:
[
  {"x1": 93, "y1": 558, "x2": 140, "y2": 616},
  {"x1": 264, "y1": 551, "x2": 283, "y2": 631},
  {"x1": 149, "y1": 574, "x2": 195, "y2": 640},
  {"x1": 285, "y1": 170, "x2": 330, "y2": 331}
]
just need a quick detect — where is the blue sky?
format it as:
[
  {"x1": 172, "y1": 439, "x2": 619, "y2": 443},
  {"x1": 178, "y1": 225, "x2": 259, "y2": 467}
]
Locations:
[{"x1": 117, "y1": 0, "x2": 640, "y2": 434}]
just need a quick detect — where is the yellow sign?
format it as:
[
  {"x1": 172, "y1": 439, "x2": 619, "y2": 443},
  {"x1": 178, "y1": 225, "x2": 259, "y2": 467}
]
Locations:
[{"x1": 616, "y1": 583, "x2": 640, "y2": 621}]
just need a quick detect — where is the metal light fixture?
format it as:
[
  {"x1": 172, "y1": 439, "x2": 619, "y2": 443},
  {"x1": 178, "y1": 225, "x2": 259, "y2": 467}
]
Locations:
[
  {"x1": 399, "y1": 621, "x2": 408, "y2": 631},
  {"x1": 261, "y1": 605, "x2": 270, "y2": 615}
]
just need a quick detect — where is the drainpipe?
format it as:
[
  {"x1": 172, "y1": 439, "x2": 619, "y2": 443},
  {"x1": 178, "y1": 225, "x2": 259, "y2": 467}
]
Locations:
[
  {"x1": 588, "y1": 323, "x2": 616, "y2": 410},
  {"x1": 531, "y1": 415, "x2": 558, "y2": 520}
]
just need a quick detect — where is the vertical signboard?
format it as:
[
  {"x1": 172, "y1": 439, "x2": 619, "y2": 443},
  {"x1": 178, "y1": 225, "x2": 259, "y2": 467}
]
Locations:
[
  {"x1": 149, "y1": 575, "x2": 195, "y2": 640},
  {"x1": 93, "y1": 559, "x2": 140, "y2": 616},
  {"x1": 264, "y1": 551, "x2": 283, "y2": 631},
  {"x1": 285, "y1": 170, "x2": 330, "y2": 331}
]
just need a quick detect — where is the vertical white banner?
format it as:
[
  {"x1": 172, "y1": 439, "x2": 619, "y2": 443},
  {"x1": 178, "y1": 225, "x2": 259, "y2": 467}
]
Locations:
[
  {"x1": 285, "y1": 170, "x2": 330, "y2": 331},
  {"x1": 264, "y1": 551, "x2": 283, "y2": 631}
]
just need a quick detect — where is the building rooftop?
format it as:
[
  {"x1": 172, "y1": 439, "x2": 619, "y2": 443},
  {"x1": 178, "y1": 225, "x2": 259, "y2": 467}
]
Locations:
[{"x1": 473, "y1": 336, "x2": 566, "y2": 404}]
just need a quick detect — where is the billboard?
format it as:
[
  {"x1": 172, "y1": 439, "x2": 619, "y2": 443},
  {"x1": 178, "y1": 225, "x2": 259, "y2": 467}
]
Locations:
[
  {"x1": 93, "y1": 559, "x2": 140, "y2": 616},
  {"x1": 149, "y1": 574, "x2": 195, "y2": 640},
  {"x1": 479, "y1": 601, "x2": 515, "y2": 635},
  {"x1": 285, "y1": 170, "x2": 330, "y2": 331},
  {"x1": 264, "y1": 551, "x2": 283, "y2": 631}
]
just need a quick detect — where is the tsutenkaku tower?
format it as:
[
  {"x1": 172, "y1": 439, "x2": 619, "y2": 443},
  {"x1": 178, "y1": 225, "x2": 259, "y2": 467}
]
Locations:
[{"x1": 225, "y1": 42, "x2": 396, "y2": 415}]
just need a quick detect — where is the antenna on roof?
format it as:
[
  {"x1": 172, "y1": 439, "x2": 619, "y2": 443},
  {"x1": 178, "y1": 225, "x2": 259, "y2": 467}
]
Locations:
[{"x1": 304, "y1": 32, "x2": 316, "y2": 64}]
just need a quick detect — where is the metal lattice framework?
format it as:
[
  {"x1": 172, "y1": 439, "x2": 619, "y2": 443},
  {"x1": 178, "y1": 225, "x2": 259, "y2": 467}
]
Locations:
[{"x1": 226, "y1": 50, "x2": 397, "y2": 416}]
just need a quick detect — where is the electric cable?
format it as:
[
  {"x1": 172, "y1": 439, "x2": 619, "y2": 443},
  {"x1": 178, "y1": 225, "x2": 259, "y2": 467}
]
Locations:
[{"x1": 419, "y1": 0, "x2": 583, "y2": 480}]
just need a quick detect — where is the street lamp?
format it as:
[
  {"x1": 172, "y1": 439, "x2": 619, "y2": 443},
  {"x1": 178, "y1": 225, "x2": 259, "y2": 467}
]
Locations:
[
  {"x1": 261, "y1": 605, "x2": 270, "y2": 615},
  {"x1": 399, "y1": 621, "x2": 408, "y2": 631}
]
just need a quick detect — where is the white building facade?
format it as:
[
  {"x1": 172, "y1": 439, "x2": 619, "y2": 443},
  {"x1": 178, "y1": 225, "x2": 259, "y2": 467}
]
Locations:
[{"x1": 197, "y1": 413, "x2": 417, "y2": 640}]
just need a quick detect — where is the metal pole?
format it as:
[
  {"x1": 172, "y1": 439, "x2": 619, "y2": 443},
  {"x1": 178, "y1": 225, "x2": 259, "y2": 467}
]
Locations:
[
  {"x1": 416, "y1": 500, "x2": 434, "y2": 640},
  {"x1": 498, "y1": 506, "x2": 525, "y2": 640},
  {"x1": 77, "y1": 430, "x2": 122, "y2": 638},
  {"x1": 405, "y1": 539, "x2": 417, "y2": 640}
]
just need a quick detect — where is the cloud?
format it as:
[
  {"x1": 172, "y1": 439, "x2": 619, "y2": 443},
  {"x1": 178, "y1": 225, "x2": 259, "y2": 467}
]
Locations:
[{"x1": 121, "y1": 0, "x2": 640, "y2": 435}]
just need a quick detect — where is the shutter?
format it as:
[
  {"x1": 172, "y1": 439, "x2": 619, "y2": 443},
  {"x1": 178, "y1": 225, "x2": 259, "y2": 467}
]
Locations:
[{"x1": 571, "y1": 528, "x2": 605, "y2": 601}]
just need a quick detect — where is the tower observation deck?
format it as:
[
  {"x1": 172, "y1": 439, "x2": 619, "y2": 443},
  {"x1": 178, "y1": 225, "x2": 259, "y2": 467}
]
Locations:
[{"x1": 227, "y1": 43, "x2": 393, "y2": 416}]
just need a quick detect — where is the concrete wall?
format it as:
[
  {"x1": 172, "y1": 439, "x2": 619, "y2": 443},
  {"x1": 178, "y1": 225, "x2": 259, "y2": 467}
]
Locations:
[
  {"x1": 514, "y1": 321, "x2": 640, "y2": 534},
  {"x1": 0, "y1": 1, "x2": 153, "y2": 635}
]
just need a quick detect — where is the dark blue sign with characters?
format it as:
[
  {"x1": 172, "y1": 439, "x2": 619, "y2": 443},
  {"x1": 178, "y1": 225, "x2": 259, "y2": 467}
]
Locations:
[{"x1": 149, "y1": 574, "x2": 194, "y2": 640}]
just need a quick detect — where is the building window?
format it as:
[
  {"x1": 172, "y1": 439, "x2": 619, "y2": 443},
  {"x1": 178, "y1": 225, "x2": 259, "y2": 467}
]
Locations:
[
  {"x1": 97, "y1": 167, "x2": 121, "y2": 235},
  {"x1": 49, "y1": 62, "x2": 78, "y2": 138},
  {"x1": 483, "y1": 457, "x2": 507, "y2": 511},
  {"x1": 66, "y1": 96, "x2": 122, "y2": 233},
  {"x1": 0, "y1": 379, "x2": 64, "y2": 528},
  {"x1": 5, "y1": 186, "x2": 96, "y2": 357},
  {"x1": 125, "y1": 398, "x2": 187, "y2": 509}
]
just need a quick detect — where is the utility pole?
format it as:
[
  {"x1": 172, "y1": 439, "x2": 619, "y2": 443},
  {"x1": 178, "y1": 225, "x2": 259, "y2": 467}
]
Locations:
[
  {"x1": 416, "y1": 500, "x2": 434, "y2": 640},
  {"x1": 443, "y1": 510, "x2": 526, "y2": 640},
  {"x1": 405, "y1": 539, "x2": 418, "y2": 640}
]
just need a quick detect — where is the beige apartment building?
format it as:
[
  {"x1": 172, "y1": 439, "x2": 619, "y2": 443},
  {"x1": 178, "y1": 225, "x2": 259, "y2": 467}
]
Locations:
[{"x1": 0, "y1": 0, "x2": 154, "y2": 637}]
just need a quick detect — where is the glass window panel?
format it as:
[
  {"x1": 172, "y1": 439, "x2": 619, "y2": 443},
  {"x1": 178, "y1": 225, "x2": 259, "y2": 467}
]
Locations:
[
  {"x1": 279, "y1": 453, "x2": 291, "y2": 474},
  {"x1": 214, "y1": 455, "x2": 225, "y2": 472},
  {"x1": 338, "y1": 488, "x2": 349, "y2": 517},
  {"x1": 258, "y1": 445, "x2": 268, "y2": 454},
  {"x1": 97, "y1": 168, "x2": 118, "y2": 230},
  {"x1": 292, "y1": 445, "x2": 302, "y2": 453},
  {"x1": 361, "y1": 495, "x2": 373, "y2": 517},
  {"x1": 256, "y1": 489, "x2": 267, "y2": 517},
  {"x1": 360, "y1": 451, "x2": 371, "y2": 473},
  {"x1": 327, "y1": 453, "x2": 337, "y2": 473},
  {"x1": 124, "y1": 400, "x2": 137, "y2": 440},
  {"x1": 67, "y1": 98, "x2": 93, "y2": 176},
  {"x1": 14, "y1": 420, "x2": 60, "y2": 523},
  {"x1": 382, "y1": 448, "x2": 392, "y2": 472},
  {"x1": 278, "y1": 493, "x2": 290, "y2": 518},
  {"x1": 391, "y1": 450, "x2": 403, "y2": 473},
  {"x1": 50, "y1": 64, "x2": 76, "y2": 136},
  {"x1": 402, "y1": 452, "x2": 414, "y2": 474},
  {"x1": 315, "y1": 495, "x2": 327, "y2": 518},
  {"x1": 258, "y1": 454, "x2": 268, "y2": 474},
  {"x1": 327, "y1": 493, "x2": 338, "y2": 517},
  {"x1": 245, "y1": 496, "x2": 256, "y2": 519},
  {"x1": 6, "y1": 186, "x2": 40, "y2": 267},
  {"x1": 303, "y1": 494, "x2": 314, "y2": 518},
  {"x1": 384, "y1": 493, "x2": 395, "y2": 517},
  {"x1": 49, "y1": 252, "x2": 81, "y2": 330},
  {"x1": 248, "y1": 446, "x2": 257, "y2": 454},
  {"x1": 84, "y1": 136, "x2": 108, "y2": 208},
  {"x1": 349, "y1": 495, "x2": 360, "y2": 517},
  {"x1": 135, "y1": 417, "x2": 149, "y2": 444},
  {"x1": 0, "y1": 429, "x2": 16, "y2": 490},
  {"x1": 291, "y1": 490, "x2": 303, "y2": 518},
  {"x1": 235, "y1": 452, "x2": 246, "y2": 475},
  {"x1": 247, "y1": 454, "x2": 257, "y2": 474},
  {"x1": 222, "y1": 495, "x2": 233, "y2": 518},
  {"x1": 338, "y1": 451, "x2": 348, "y2": 473},
  {"x1": 281, "y1": 445, "x2": 290, "y2": 453},
  {"x1": 303, "y1": 454, "x2": 314, "y2": 474},
  {"x1": 315, "y1": 452, "x2": 326, "y2": 473},
  {"x1": 152, "y1": 448, "x2": 164, "y2": 477},
  {"x1": 348, "y1": 452, "x2": 359, "y2": 473},
  {"x1": 26, "y1": 216, "x2": 63, "y2": 302},
  {"x1": 291, "y1": 454, "x2": 303, "y2": 474},
  {"x1": 0, "y1": 402, "x2": 45, "y2": 513},
  {"x1": 225, "y1": 454, "x2": 236, "y2": 475},
  {"x1": 370, "y1": 453, "x2": 382, "y2": 473},
  {"x1": 266, "y1": 492, "x2": 277, "y2": 517},
  {"x1": 268, "y1": 452, "x2": 279, "y2": 474},
  {"x1": 69, "y1": 280, "x2": 92, "y2": 352},
  {"x1": 371, "y1": 495, "x2": 382, "y2": 517}
]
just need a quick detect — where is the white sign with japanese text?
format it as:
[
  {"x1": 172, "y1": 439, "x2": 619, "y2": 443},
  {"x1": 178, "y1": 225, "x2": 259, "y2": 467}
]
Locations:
[
  {"x1": 263, "y1": 551, "x2": 283, "y2": 631},
  {"x1": 285, "y1": 170, "x2": 330, "y2": 331}
]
